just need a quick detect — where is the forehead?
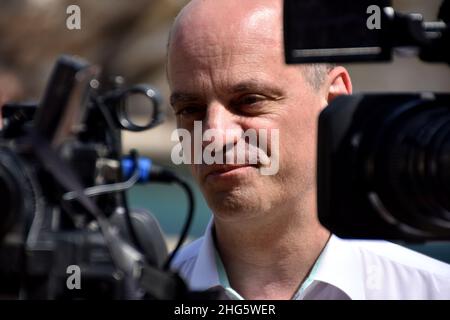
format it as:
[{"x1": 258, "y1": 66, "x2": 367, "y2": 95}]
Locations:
[{"x1": 167, "y1": 4, "x2": 286, "y2": 92}]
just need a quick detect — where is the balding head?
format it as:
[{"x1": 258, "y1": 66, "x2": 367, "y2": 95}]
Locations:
[
  {"x1": 171, "y1": 0, "x2": 282, "y2": 46},
  {"x1": 167, "y1": 0, "x2": 328, "y2": 90}
]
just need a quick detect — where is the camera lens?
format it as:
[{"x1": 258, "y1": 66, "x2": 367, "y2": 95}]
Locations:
[{"x1": 369, "y1": 99, "x2": 450, "y2": 236}]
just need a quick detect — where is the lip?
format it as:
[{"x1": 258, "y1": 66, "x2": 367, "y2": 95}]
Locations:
[{"x1": 202, "y1": 164, "x2": 256, "y2": 182}]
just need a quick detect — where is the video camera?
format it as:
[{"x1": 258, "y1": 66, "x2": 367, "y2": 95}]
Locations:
[
  {"x1": 0, "y1": 55, "x2": 221, "y2": 299},
  {"x1": 284, "y1": 0, "x2": 450, "y2": 241}
]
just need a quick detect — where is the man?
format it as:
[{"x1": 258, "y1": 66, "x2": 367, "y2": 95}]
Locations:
[{"x1": 167, "y1": 0, "x2": 450, "y2": 299}]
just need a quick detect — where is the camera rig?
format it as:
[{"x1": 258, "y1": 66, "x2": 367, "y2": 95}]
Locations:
[{"x1": 0, "y1": 55, "x2": 223, "y2": 299}]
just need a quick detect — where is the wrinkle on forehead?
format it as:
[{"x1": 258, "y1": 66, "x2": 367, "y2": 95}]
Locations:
[{"x1": 167, "y1": 0, "x2": 290, "y2": 93}]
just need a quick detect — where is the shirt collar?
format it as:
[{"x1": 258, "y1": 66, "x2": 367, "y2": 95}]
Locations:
[
  {"x1": 189, "y1": 219, "x2": 366, "y2": 299},
  {"x1": 189, "y1": 219, "x2": 222, "y2": 291},
  {"x1": 308, "y1": 234, "x2": 366, "y2": 300}
]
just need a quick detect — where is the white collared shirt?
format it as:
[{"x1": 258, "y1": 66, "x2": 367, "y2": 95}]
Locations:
[{"x1": 171, "y1": 220, "x2": 450, "y2": 299}]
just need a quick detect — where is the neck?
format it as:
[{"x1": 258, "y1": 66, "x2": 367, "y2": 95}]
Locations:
[{"x1": 213, "y1": 189, "x2": 330, "y2": 300}]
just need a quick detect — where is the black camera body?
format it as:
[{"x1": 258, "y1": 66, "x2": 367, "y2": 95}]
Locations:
[
  {"x1": 0, "y1": 55, "x2": 166, "y2": 299},
  {"x1": 318, "y1": 93, "x2": 450, "y2": 241},
  {"x1": 284, "y1": 0, "x2": 450, "y2": 240}
]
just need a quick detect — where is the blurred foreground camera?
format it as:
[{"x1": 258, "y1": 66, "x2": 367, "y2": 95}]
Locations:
[
  {"x1": 0, "y1": 55, "x2": 167, "y2": 299},
  {"x1": 284, "y1": 0, "x2": 450, "y2": 240},
  {"x1": 0, "y1": 55, "x2": 224, "y2": 300}
]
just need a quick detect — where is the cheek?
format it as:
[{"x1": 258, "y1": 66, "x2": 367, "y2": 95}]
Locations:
[{"x1": 277, "y1": 107, "x2": 320, "y2": 170}]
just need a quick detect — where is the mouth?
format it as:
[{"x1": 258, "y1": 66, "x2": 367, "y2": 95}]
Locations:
[{"x1": 202, "y1": 164, "x2": 257, "y2": 182}]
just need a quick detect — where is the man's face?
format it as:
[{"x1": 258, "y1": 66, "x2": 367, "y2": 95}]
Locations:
[{"x1": 167, "y1": 1, "x2": 326, "y2": 221}]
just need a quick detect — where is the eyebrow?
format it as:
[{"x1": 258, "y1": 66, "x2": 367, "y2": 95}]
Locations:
[
  {"x1": 169, "y1": 92, "x2": 200, "y2": 107},
  {"x1": 229, "y1": 80, "x2": 283, "y2": 96},
  {"x1": 169, "y1": 80, "x2": 283, "y2": 107}
]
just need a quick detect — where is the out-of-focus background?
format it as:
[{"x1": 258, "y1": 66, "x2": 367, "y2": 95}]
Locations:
[{"x1": 0, "y1": 0, "x2": 449, "y2": 261}]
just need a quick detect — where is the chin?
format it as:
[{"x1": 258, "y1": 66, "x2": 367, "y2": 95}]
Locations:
[{"x1": 205, "y1": 189, "x2": 259, "y2": 217}]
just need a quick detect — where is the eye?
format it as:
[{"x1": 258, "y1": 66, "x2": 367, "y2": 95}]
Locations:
[
  {"x1": 174, "y1": 105, "x2": 204, "y2": 117},
  {"x1": 232, "y1": 94, "x2": 267, "y2": 114},
  {"x1": 237, "y1": 94, "x2": 265, "y2": 106}
]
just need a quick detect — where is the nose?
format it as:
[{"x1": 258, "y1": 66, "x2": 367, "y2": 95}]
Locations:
[{"x1": 202, "y1": 102, "x2": 243, "y2": 149}]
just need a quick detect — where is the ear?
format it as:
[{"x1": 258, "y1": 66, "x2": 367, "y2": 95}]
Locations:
[{"x1": 325, "y1": 66, "x2": 352, "y2": 104}]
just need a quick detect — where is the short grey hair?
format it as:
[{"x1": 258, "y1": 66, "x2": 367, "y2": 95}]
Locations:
[{"x1": 303, "y1": 63, "x2": 335, "y2": 91}]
